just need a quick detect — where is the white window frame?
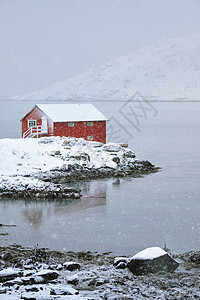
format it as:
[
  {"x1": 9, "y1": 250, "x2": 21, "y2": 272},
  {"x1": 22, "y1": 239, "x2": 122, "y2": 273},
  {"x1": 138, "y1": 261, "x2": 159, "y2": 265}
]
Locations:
[
  {"x1": 87, "y1": 135, "x2": 93, "y2": 141},
  {"x1": 87, "y1": 121, "x2": 93, "y2": 126},
  {"x1": 68, "y1": 122, "x2": 74, "y2": 127},
  {"x1": 28, "y1": 120, "x2": 36, "y2": 128}
]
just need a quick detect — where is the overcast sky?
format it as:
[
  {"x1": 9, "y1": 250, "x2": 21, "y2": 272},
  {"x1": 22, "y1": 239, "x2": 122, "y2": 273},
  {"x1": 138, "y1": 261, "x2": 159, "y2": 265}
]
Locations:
[{"x1": 0, "y1": 0, "x2": 200, "y2": 99}]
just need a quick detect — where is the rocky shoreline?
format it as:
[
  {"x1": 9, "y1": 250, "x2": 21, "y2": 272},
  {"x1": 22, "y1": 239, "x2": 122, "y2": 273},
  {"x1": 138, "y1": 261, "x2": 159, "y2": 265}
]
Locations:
[
  {"x1": 0, "y1": 181, "x2": 81, "y2": 200},
  {"x1": 36, "y1": 159, "x2": 158, "y2": 185},
  {"x1": 0, "y1": 245, "x2": 200, "y2": 299},
  {"x1": 0, "y1": 137, "x2": 159, "y2": 199}
]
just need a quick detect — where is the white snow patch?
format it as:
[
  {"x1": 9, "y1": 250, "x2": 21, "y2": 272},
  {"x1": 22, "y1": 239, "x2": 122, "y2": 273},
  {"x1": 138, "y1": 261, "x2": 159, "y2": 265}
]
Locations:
[
  {"x1": 131, "y1": 247, "x2": 167, "y2": 260},
  {"x1": 63, "y1": 262, "x2": 79, "y2": 267},
  {"x1": 113, "y1": 257, "x2": 128, "y2": 265},
  {"x1": 34, "y1": 269, "x2": 59, "y2": 277},
  {"x1": 0, "y1": 296, "x2": 19, "y2": 300},
  {"x1": 0, "y1": 268, "x2": 20, "y2": 278},
  {"x1": 0, "y1": 137, "x2": 136, "y2": 194}
]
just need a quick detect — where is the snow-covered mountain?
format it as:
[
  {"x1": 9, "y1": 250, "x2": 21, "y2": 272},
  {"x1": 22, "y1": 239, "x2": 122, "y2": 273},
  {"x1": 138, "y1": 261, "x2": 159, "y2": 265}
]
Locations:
[{"x1": 16, "y1": 34, "x2": 200, "y2": 101}]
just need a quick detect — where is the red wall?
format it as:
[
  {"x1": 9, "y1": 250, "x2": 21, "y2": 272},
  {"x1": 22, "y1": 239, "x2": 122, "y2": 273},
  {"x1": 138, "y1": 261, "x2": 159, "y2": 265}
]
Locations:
[
  {"x1": 21, "y1": 107, "x2": 106, "y2": 143},
  {"x1": 21, "y1": 107, "x2": 52, "y2": 138},
  {"x1": 54, "y1": 121, "x2": 106, "y2": 143}
]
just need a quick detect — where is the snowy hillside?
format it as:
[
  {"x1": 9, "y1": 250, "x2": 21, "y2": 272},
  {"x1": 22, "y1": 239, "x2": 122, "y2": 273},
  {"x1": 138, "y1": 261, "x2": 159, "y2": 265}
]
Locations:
[{"x1": 16, "y1": 34, "x2": 200, "y2": 101}]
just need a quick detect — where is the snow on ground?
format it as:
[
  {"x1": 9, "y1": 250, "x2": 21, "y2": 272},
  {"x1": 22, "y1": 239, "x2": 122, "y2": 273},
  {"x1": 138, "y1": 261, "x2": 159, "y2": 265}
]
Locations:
[
  {"x1": 0, "y1": 137, "x2": 128, "y2": 177},
  {"x1": 0, "y1": 247, "x2": 200, "y2": 299},
  {"x1": 0, "y1": 136, "x2": 139, "y2": 197}
]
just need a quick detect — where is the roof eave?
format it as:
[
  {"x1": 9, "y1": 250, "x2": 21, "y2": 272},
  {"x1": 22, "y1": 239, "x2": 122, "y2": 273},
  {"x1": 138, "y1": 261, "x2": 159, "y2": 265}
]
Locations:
[
  {"x1": 19, "y1": 105, "x2": 38, "y2": 122},
  {"x1": 20, "y1": 104, "x2": 51, "y2": 122}
]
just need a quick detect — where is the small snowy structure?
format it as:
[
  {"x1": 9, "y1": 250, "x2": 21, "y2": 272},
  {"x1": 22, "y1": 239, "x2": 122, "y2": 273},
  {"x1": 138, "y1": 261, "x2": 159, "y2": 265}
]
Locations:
[{"x1": 20, "y1": 103, "x2": 107, "y2": 143}]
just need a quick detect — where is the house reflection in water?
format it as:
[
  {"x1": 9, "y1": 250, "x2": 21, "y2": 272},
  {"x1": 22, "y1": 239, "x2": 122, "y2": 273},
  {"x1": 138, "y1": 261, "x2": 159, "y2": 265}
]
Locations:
[
  {"x1": 21, "y1": 180, "x2": 107, "y2": 227},
  {"x1": 51, "y1": 180, "x2": 107, "y2": 215},
  {"x1": 22, "y1": 205, "x2": 43, "y2": 228}
]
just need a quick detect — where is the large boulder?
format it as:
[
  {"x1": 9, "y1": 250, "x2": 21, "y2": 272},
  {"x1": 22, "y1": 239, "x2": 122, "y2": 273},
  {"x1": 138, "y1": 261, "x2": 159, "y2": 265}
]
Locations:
[{"x1": 127, "y1": 247, "x2": 179, "y2": 275}]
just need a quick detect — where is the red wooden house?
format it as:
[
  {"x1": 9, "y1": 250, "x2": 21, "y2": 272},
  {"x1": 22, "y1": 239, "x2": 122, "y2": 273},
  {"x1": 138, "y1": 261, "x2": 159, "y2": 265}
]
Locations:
[{"x1": 20, "y1": 104, "x2": 107, "y2": 143}]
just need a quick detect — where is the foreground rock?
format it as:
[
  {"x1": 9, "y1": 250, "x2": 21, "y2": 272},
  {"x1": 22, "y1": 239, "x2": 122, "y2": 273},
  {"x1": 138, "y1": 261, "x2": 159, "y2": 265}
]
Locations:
[
  {"x1": 0, "y1": 137, "x2": 159, "y2": 199},
  {"x1": 127, "y1": 247, "x2": 179, "y2": 275},
  {"x1": 0, "y1": 245, "x2": 199, "y2": 299}
]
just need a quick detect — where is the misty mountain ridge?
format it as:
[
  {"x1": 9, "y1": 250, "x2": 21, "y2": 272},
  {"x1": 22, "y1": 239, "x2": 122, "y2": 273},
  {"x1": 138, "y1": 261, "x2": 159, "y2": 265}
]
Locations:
[{"x1": 17, "y1": 34, "x2": 200, "y2": 101}]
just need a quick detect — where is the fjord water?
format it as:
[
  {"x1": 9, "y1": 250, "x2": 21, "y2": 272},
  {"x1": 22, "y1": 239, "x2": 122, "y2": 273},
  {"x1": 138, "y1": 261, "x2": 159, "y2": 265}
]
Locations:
[{"x1": 0, "y1": 100, "x2": 200, "y2": 255}]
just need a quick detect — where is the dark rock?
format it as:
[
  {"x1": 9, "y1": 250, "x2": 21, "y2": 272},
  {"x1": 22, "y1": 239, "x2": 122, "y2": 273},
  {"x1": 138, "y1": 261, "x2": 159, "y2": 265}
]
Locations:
[
  {"x1": 69, "y1": 153, "x2": 90, "y2": 162},
  {"x1": 180, "y1": 251, "x2": 200, "y2": 265},
  {"x1": 21, "y1": 277, "x2": 35, "y2": 285},
  {"x1": 116, "y1": 262, "x2": 127, "y2": 269},
  {"x1": 33, "y1": 270, "x2": 59, "y2": 281},
  {"x1": 63, "y1": 261, "x2": 81, "y2": 271},
  {"x1": 96, "y1": 279, "x2": 106, "y2": 286},
  {"x1": 0, "y1": 287, "x2": 6, "y2": 294},
  {"x1": 3, "y1": 252, "x2": 13, "y2": 261},
  {"x1": 127, "y1": 247, "x2": 179, "y2": 275},
  {"x1": 25, "y1": 286, "x2": 40, "y2": 292},
  {"x1": 21, "y1": 293, "x2": 37, "y2": 300},
  {"x1": 67, "y1": 274, "x2": 79, "y2": 285},
  {"x1": 123, "y1": 151, "x2": 136, "y2": 159},
  {"x1": 56, "y1": 264, "x2": 63, "y2": 270},
  {"x1": 50, "y1": 289, "x2": 72, "y2": 296},
  {"x1": 112, "y1": 156, "x2": 120, "y2": 164},
  {"x1": 128, "y1": 254, "x2": 179, "y2": 275}
]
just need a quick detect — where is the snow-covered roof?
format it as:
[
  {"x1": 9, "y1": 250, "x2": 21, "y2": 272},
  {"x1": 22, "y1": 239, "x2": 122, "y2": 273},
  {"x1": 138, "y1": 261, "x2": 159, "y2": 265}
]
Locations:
[{"x1": 36, "y1": 104, "x2": 107, "y2": 122}]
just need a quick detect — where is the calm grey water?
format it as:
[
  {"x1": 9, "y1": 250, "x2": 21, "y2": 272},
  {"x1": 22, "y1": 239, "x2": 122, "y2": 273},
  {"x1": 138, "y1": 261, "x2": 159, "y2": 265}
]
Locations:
[{"x1": 0, "y1": 100, "x2": 200, "y2": 255}]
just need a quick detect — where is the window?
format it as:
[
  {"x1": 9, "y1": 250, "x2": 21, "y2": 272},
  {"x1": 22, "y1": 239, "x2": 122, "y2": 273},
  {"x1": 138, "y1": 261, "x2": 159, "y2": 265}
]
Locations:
[
  {"x1": 68, "y1": 122, "x2": 74, "y2": 127},
  {"x1": 87, "y1": 135, "x2": 93, "y2": 141},
  {"x1": 28, "y1": 120, "x2": 36, "y2": 127},
  {"x1": 87, "y1": 121, "x2": 93, "y2": 126}
]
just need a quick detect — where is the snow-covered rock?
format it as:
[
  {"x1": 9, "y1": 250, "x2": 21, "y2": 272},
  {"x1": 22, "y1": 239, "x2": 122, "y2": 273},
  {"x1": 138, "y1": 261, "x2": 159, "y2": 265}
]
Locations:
[
  {"x1": 50, "y1": 284, "x2": 79, "y2": 296},
  {"x1": 14, "y1": 34, "x2": 200, "y2": 101},
  {"x1": 33, "y1": 269, "x2": 59, "y2": 281},
  {"x1": 113, "y1": 257, "x2": 128, "y2": 268},
  {"x1": 0, "y1": 137, "x2": 158, "y2": 198},
  {"x1": 127, "y1": 247, "x2": 179, "y2": 275},
  {"x1": 0, "y1": 268, "x2": 22, "y2": 283}
]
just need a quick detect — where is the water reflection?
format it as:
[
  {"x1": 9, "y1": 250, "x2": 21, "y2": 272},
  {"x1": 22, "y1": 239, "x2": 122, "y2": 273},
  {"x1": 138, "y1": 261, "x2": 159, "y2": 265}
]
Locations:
[
  {"x1": 21, "y1": 180, "x2": 107, "y2": 228},
  {"x1": 0, "y1": 180, "x2": 107, "y2": 250},
  {"x1": 22, "y1": 207, "x2": 43, "y2": 227},
  {"x1": 1, "y1": 103, "x2": 200, "y2": 254}
]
